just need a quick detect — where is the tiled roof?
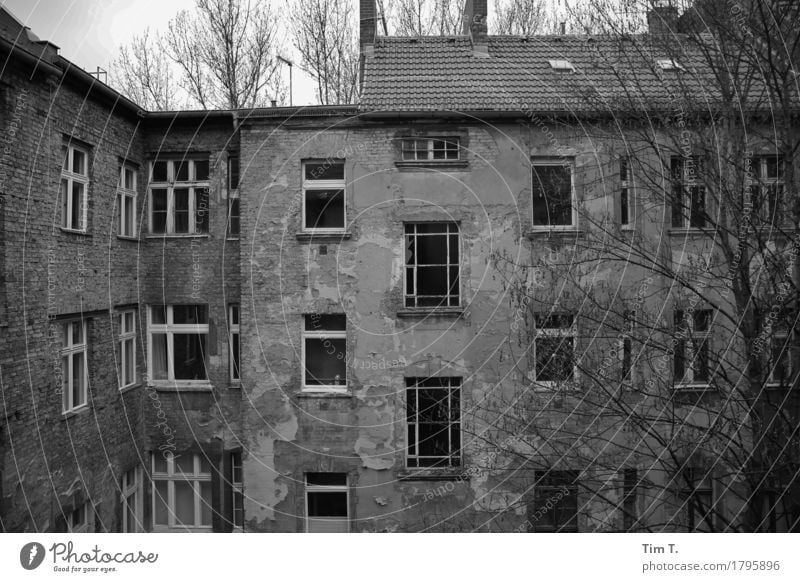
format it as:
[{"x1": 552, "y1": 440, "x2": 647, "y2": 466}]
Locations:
[{"x1": 360, "y1": 35, "x2": 753, "y2": 114}]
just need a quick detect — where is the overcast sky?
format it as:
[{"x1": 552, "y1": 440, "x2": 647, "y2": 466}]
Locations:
[{"x1": 1, "y1": 0, "x2": 318, "y2": 105}]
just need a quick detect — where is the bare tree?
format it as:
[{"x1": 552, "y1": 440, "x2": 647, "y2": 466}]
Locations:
[
  {"x1": 291, "y1": 0, "x2": 359, "y2": 105},
  {"x1": 493, "y1": 0, "x2": 553, "y2": 35},
  {"x1": 386, "y1": 0, "x2": 463, "y2": 35},
  {"x1": 110, "y1": 29, "x2": 178, "y2": 111}
]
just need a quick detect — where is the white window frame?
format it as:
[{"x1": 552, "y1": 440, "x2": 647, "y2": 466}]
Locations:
[
  {"x1": 118, "y1": 164, "x2": 137, "y2": 238},
  {"x1": 229, "y1": 304, "x2": 240, "y2": 382},
  {"x1": 529, "y1": 313, "x2": 578, "y2": 388},
  {"x1": 404, "y1": 222, "x2": 461, "y2": 309},
  {"x1": 531, "y1": 160, "x2": 577, "y2": 230},
  {"x1": 147, "y1": 305, "x2": 210, "y2": 388},
  {"x1": 121, "y1": 465, "x2": 143, "y2": 532},
  {"x1": 405, "y1": 377, "x2": 462, "y2": 469},
  {"x1": 61, "y1": 320, "x2": 89, "y2": 413},
  {"x1": 67, "y1": 502, "x2": 90, "y2": 533},
  {"x1": 305, "y1": 473, "x2": 349, "y2": 533},
  {"x1": 670, "y1": 156, "x2": 706, "y2": 229},
  {"x1": 148, "y1": 159, "x2": 210, "y2": 235},
  {"x1": 118, "y1": 310, "x2": 137, "y2": 390},
  {"x1": 151, "y1": 453, "x2": 213, "y2": 532},
  {"x1": 400, "y1": 137, "x2": 460, "y2": 161},
  {"x1": 60, "y1": 144, "x2": 89, "y2": 232},
  {"x1": 620, "y1": 157, "x2": 634, "y2": 229},
  {"x1": 301, "y1": 161, "x2": 346, "y2": 233},
  {"x1": 673, "y1": 309, "x2": 712, "y2": 387},
  {"x1": 301, "y1": 315, "x2": 347, "y2": 393}
]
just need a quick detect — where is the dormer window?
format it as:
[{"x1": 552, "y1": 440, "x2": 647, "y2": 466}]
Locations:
[
  {"x1": 657, "y1": 59, "x2": 684, "y2": 71},
  {"x1": 548, "y1": 59, "x2": 575, "y2": 72}
]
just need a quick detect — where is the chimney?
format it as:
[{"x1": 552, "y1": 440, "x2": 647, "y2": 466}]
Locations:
[
  {"x1": 647, "y1": 2, "x2": 679, "y2": 36},
  {"x1": 360, "y1": 0, "x2": 377, "y2": 53},
  {"x1": 462, "y1": 0, "x2": 488, "y2": 56}
]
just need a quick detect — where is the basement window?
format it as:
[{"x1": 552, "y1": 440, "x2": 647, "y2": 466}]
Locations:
[
  {"x1": 61, "y1": 319, "x2": 88, "y2": 413},
  {"x1": 548, "y1": 59, "x2": 575, "y2": 72},
  {"x1": 303, "y1": 314, "x2": 347, "y2": 391},
  {"x1": 302, "y1": 161, "x2": 345, "y2": 232},
  {"x1": 148, "y1": 305, "x2": 209, "y2": 386},
  {"x1": 305, "y1": 473, "x2": 349, "y2": 533},
  {"x1": 406, "y1": 377, "x2": 461, "y2": 469},
  {"x1": 401, "y1": 138, "x2": 460, "y2": 161},
  {"x1": 148, "y1": 159, "x2": 210, "y2": 235},
  {"x1": 532, "y1": 161, "x2": 576, "y2": 228},
  {"x1": 152, "y1": 453, "x2": 212, "y2": 531},
  {"x1": 404, "y1": 223, "x2": 460, "y2": 308},
  {"x1": 118, "y1": 164, "x2": 137, "y2": 238},
  {"x1": 529, "y1": 470, "x2": 579, "y2": 532},
  {"x1": 60, "y1": 143, "x2": 90, "y2": 232}
]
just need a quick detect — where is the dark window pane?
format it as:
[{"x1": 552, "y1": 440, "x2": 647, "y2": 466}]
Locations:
[
  {"x1": 674, "y1": 339, "x2": 686, "y2": 381},
  {"x1": 174, "y1": 188, "x2": 190, "y2": 233},
  {"x1": 621, "y1": 187, "x2": 629, "y2": 225},
  {"x1": 228, "y1": 199, "x2": 240, "y2": 236},
  {"x1": 694, "y1": 341, "x2": 709, "y2": 381},
  {"x1": 416, "y1": 233, "x2": 448, "y2": 264},
  {"x1": 414, "y1": 223, "x2": 449, "y2": 234},
  {"x1": 307, "y1": 491, "x2": 348, "y2": 517},
  {"x1": 305, "y1": 189, "x2": 345, "y2": 229},
  {"x1": 173, "y1": 334, "x2": 207, "y2": 380},
  {"x1": 307, "y1": 473, "x2": 347, "y2": 487},
  {"x1": 305, "y1": 162, "x2": 344, "y2": 181},
  {"x1": 175, "y1": 161, "x2": 189, "y2": 182},
  {"x1": 194, "y1": 160, "x2": 209, "y2": 181},
  {"x1": 416, "y1": 266, "x2": 448, "y2": 296},
  {"x1": 195, "y1": 188, "x2": 209, "y2": 233},
  {"x1": 151, "y1": 189, "x2": 168, "y2": 233},
  {"x1": 151, "y1": 305, "x2": 167, "y2": 325},
  {"x1": 174, "y1": 481, "x2": 195, "y2": 525},
  {"x1": 152, "y1": 161, "x2": 168, "y2": 182},
  {"x1": 690, "y1": 186, "x2": 705, "y2": 227},
  {"x1": 536, "y1": 337, "x2": 574, "y2": 381},
  {"x1": 154, "y1": 481, "x2": 168, "y2": 525},
  {"x1": 304, "y1": 338, "x2": 347, "y2": 385},
  {"x1": 173, "y1": 305, "x2": 207, "y2": 324},
  {"x1": 304, "y1": 314, "x2": 346, "y2": 331},
  {"x1": 418, "y1": 422, "x2": 450, "y2": 457},
  {"x1": 232, "y1": 332, "x2": 240, "y2": 380},
  {"x1": 228, "y1": 156, "x2": 240, "y2": 190},
  {"x1": 533, "y1": 165, "x2": 572, "y2": 226}
]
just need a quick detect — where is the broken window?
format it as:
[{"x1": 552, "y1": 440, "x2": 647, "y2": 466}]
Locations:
[
  {"x1": 302, "y1": 161, "x2": 345, "y2": 231},
  {"x1": 622, "y1": 468, "x2": 638, "y2": 531},
  {"x1": 529, "y1": 470, "x2": 579, "y2": 532},
  {"x1": 401, "y1": 137, "x2": 460, "y2": 161},
  {"x1": 406, "y1": 377, "x2": 461, "y2": 468},
  {"x1": 148, "y1": 305, "x2": 208, "y2": 384},
  {"x1": 532, "y1": 162, "x2": 575, "y2": 227},
  {"x1": 404, "y1": 223, "x2": 460, "y2": 308},
  {"x1": 670, "y1": 156, "x2": 706, "y2": 228},
  {"x1": 60, "y1": 143, "x2": 89, "y2": 232},
  {"x1": 751, "y1": 155, "x2": 785, "y2": 224},
  {"x1": 303, "y1": 314, "x2": 347, "y2": 390},
  {"x1": 121, "y1": 465, "x2": 143, "y2": 532},
  {"x1": 148, "y1": 159, "x2": 210, "y2": 234},
  {"x1": 118, "y1": 164, "x2": 137, "y2": 238},
  {"x1": 681, "y1": 467, "x2": 714, "y2": 532},
  {"x1": 152, "y1": 453, "x2": 212, "y2": 531},
  {"x1": 532, "y1": 313, "x2": 576, "y2": 384},
  {"x1": 228, "y1": 155, "x2": 240, "y2": 238},
  {"x1": 305, "y1": 473, "x2": 349, "y2": 533},
  {"x1": 229, "y1": 304, "x2": 240, "y2": 382},
  {"x1": 118, "y1": 310, "x2": 136, "y2": 389},
  {"x1": 673, "y1": 309, "x2": 711, "y2": 386},
  {"x1": 61, "y1": 319, "x2": 88, "y2": 413}
]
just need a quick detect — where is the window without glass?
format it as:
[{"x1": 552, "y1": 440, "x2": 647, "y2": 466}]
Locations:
[
  {"x1": 682, "y1": 467, "x2": 714, "y2": 532},
  {"x1": 61, "y1": 320, "x2": 88, "y2": 413},
  {"x1": 118, "y1": 310, "x2": 136, "y2": 389},
  {"x1": 118, "y1": 164, "x2": 137, "y2": 238},
  {"x1": 401, "y1": 137, "x2": 460, "y2": 161},
  {"x1": 228, "y1": 155, "x2": 240, "y2": 238},
  {"x1": 302, "y1": 161, "x2": 345, "y2": 231},
  {"x1": 529, "y1": 470, "x2": 579, "y2": 532},
  {"x1": 670, "y1": 156, "x2": 706, "y2": 228},
  {"x1": 674, "y1": 309, "x2": 711, "y2": 386},
  {"x1": 532, "y1": 313, "x2": 576, "y2": 384},
  {"x1": 229, "y1": 304, "x2": 240, "y2": 382},
  {"x1": 152, "y1": 453, "x2": 212, "y2": 531},
  {"x1": 532, "y1": 162, "x2": 575, "y2": 227},
  {"x1": 303, "y1": 314, "x2": 347, "y2": 390},
  {"x1": 148, "y1": 305, "x2": 208, "y2": 384},
  {"x1": 121, "y1": 466, "x2": 143, "y2": 532},
  {"x1": 750, "y1": 155, "x2": 784, "y2": 224},
  {"x1": 61, "y1": 143, "x2": 89, "y2": 231},
  {"x1": 148, "y1": 159, "x2": 210, "y2": 234},
  {"x1": 305, "y1": 473, "x2": 349, "y2": 533},
  {"x1": 404, "y1": 223, "x2": 460, "y2": 308},
  {"x1": 406, "y1": 377, "x2": 461, "y2": 469}
]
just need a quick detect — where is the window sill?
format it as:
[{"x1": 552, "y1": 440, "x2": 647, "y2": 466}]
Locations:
[
  {"x1": 118, "y1": 382, "x2": 142, "y2": 394},
  {"x1": 61, "y1": 404, "x2": 91, "y2": 419},
  {"x1": 296, "y1": 232, "x2": 352, "y2": 244},
  {"x1": 398, "y1": 469, "x2": 467, "y2": 481},
  {"x1": 59, "y1": 227, "x2": 90, "y2": 236},
  {"x1": 397, "y1": 307, "x2": 464, "y2": 318},
  {"x1": 525, "y1": 228, "x2": 582, "y2": 240},
  {"x1": 117, "y1": 235, "x2": 139, "y2": 242},
  {"x1": 668, "y1": 228, "x2": 707, "y2": 236},
  {"x1": 395, "y1": 160, "x2": 469, "y2": 171},
  {"x1": 225, "y1": 236, "x2": 240, "y2": 241},
  {"x1": 150, "y1": 381, "x2": 213, "y2": 392},
  {"x1": 145, "y1": 234, "x2": 210, "y2": 239},
  {"x1": 672, "y1": 383, "x2": 712, "y2": 391},
  {"x1": 296, "y1": 390, "x2": 352, "y2": 399}
]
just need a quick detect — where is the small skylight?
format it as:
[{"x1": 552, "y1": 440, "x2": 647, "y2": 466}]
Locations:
[
  {"x1": 656, "y1": 58, "x2": 685, "y2": 71},
  {"x1": 549, "y1": 59, "x2": 575, "y2": 72}
]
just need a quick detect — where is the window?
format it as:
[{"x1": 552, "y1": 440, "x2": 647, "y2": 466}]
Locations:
[
  {"x1": 404, "y1": 223, "x2": 460, "y2": 308},
  {"x1": 531, "y1": 313, "x2": 577, "y2": 384},
  {"x1": 302, "y1": 161, "x2": 345, "y2": 231},
  {"x1": 548, "y1": 59, "x2": 575, "y2": 72},
  {"x1": 670, "y1": 156, "x2": 706, "y2": 228},
  {"x1": 227, "y1": 156, "x2": 240, "y2": 238},
  {"x1": 751, "y1": 155, "x2": 785, "y2": 224},
  {"x1": 148, "y1": 305, "x2": 208, "y2": 385},
  {"x1": 118, "y1": 310, "x2": 136, "y2": 389},
  {"x1": 622, "y1": 468, "x2": 638, "y2": 531},
  {"x1": 231, "y1": 452, "x2": 244, "y2": 530},
  {"x1": 305, "y1": 473, "x2": 349, "y2": 533},
  {"x1": 61, "y1": 320, "x2": 88, "y2": 413},
  {"x1": 148, "y1": 159, "x2": 210, "y2": 234},
  {"x1": 401, "y1": 138, "x2": 460, "y2": 161},
  {"x1": 60, "y1": 143, "x2": 89, "y2": 231},
  {"x1": 768, "y1": 328, "x2": 792, "y2": 385},
  {"x1": 532, "y1": 162, "x2": 575, "y2": 228},
  {"x1": 121, "y1": 466, "x2": 143, "y2": 532},
  {"x1": 118, "y1": 164, "x2": 137, "y2": 238},
  {"x1": 682, "y1": 467, "x2": 714, "y2": 532},
  {"x1": 229, "y1": 304, "x2": 240, "y2": 382},
  {"x1": 620, "y1": 158, "x2": 632, "y2": 228},
  {"x1": 302, "y1": 314, "x2": 347, "y2": 391},
  {"x1": 620, "y1": 310, "x2": 636, "y2": 385},
  {"x1": 674, "y1": 309, "x2": 711, "y2": 386},
  {"x1": 152, "y1": 453, "x2": 212, "y2": 531},
  {"x1": 67, "y1": 502, "x2": 90, "y2": 533},
  {"x1": 529, "y1": 470, "x2": 579, "y2": 532},
  {"x1": 406, "y1": 377, "x2": 461, "y2": 469}
]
